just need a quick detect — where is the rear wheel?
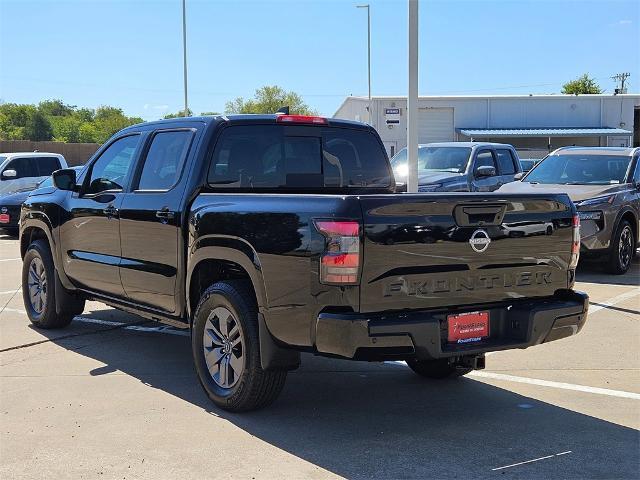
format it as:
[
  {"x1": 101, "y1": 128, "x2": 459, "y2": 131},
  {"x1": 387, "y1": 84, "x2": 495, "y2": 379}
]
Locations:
[
  {"x1": 606, "y1": 220, "x2": 634, "y2": 275},
  {"x1": 22, "y1": 240, "x2": 84, "y2": 329},
  {"x1": 192, "y1": 280, "x2": 287, "y2": 412},
  {"x1": 406, "y1": 358, "x2": 472, "y2": 379}
]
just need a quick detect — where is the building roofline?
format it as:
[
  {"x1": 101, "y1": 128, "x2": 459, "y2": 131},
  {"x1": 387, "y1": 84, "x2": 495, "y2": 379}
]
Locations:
[{"x1": 344, "y1": 93, "x2": 640, "y2": 100}]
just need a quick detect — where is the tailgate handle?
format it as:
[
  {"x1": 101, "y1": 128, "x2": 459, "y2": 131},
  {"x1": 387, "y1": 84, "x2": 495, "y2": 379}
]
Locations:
[{"x1": 454, "y1": 204, "x2": 506, "y2": 227}]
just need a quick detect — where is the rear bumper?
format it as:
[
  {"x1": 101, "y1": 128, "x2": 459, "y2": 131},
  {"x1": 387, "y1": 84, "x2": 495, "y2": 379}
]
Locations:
[{"x1": 315, "y1": 290, "x2": 589, "y2": 360}]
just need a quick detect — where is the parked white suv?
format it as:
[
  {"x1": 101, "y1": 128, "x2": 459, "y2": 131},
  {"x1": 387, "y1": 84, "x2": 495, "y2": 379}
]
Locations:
[{"x1": 0, "y1": 152, "x2": 68, "y2": 196}]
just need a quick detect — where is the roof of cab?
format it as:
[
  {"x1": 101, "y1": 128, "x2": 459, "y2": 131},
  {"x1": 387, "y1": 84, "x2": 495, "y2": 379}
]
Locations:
[
  {"x1": 421, "y1": 142, "x2": 515, "y2": 148},
  {"x1": 0, "y1": 152, "x2": 65, "y2": 158},
  {"x1": 122, "y1": 114, "x2": 370, "y2": 133},
  {"x1": 551, "y1": 146, "x2": 640, "y2": 156}
]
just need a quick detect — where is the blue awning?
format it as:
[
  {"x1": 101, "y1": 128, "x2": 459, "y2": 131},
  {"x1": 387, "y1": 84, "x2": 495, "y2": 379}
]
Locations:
[{"x1": 457, "y1": 127, "x2": 633, "y2": 138}]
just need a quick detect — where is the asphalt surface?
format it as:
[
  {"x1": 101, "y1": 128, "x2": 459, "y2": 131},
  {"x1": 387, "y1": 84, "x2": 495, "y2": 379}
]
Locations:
[{"x1": 1, "y1": 232, "x2": 638, "y2": 479}]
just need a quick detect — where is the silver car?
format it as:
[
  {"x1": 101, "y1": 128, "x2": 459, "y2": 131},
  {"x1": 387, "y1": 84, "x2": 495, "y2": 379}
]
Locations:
[{"x1": 499, "y1": 147, "x2": 640, "y2": 274}]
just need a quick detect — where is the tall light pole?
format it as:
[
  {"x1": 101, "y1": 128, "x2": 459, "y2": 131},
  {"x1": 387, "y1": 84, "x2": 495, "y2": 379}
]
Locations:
[
  {"x1": 182, "y1": 0, "x2": 189, "y2": 117},
  {"x1": 356, "y1": 4, "x2": 371, "y2": 123},
  {"x1": 407, "y1": 0, "x2": 419, "y2": 193}
]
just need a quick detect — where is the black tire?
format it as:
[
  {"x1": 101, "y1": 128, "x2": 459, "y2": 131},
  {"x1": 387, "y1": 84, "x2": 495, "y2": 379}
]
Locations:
[
  {"x1": 606, "y1": 220, "x2": 635, "y2": 275},
  {"x1": 192, "y1": 280, "x2": 287, "y2": 412},
  {"x1": 22, "y1": 239, "x2": 84, "y2": 329},
  {"x1": 406, "y1": 358, "x2": 472, "y2": 379}
]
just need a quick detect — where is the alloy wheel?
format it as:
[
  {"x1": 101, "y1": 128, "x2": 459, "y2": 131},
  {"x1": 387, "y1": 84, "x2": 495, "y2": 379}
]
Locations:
[
  {"x1": 27, "y1": 257, "x2": 47, "y2": 314},
  {"x1": 203, "y1": 306, "x2": 245, "y2": 389},
  {"x1": 618, "y1": 225, "x2": 633, "y2": 269}
]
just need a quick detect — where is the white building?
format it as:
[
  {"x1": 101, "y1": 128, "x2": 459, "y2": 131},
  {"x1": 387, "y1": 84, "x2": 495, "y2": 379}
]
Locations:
[{"x1": 333, "y1": 94, "x2": 640, "y2": 159}]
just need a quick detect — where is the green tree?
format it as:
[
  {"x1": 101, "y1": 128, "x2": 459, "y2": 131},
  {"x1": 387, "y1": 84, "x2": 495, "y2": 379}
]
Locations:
[
  {"x1": 94, "y1": 106, "x2": 143, "y2": 143},
  {"x1": 562, "y1": 74, "x2": 603, "y2": 94},
  {"x1": 225, "y1": 85, "x2": 317, "y2": 115},
  {"x1": 0, "y1": 103, "x2": 52, "y2": 141},
  {"x1": 200, "y1": 111, "x2": 220, "y2": 116},
  {"x1": 164, "y1": 108, "x2": 193, "y2": 119},
  {"x1": 78, "y1": 122, "x2": 98, "y2": 143},
  {"x1": 73, "y1": 107, "x2": 95, "y2": 123},
  {"x1": 51, "y1": 116, "x2": 83, "y2": 143},
  {"x1": 38, "y1": 99, "x2": 74, "y2": 117}
]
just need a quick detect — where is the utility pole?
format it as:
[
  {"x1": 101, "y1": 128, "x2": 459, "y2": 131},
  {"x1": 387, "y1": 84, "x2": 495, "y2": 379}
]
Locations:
[
  {"x1": 612, "y1": 72, "x2": 630, "y2": 94},
  {"x1": 356, "y1": 5, "x2": 371, "y2": 123},
  {"x1": 182, "y1": 0, "x2": 189, "y2": 116},
  {"x1": 407, "y1": 0, "x2": 419, "y2": 193}
]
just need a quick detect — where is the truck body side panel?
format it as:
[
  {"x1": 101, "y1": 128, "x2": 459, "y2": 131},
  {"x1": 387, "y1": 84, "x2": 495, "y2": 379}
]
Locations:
[{"x1": 189, "y1": 193, "x2": 362, "y2": 347}]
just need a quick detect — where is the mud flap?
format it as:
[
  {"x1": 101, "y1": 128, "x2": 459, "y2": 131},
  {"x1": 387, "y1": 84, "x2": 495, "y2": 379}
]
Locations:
[
  {"x1": 55, "y1": 272, "x2": 85, "y2": 317},
  {"x1": 259, "y1": 313, "x2": 300, "y2": 371}
]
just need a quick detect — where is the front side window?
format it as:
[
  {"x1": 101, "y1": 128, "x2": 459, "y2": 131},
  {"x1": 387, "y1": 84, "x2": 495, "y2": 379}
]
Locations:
[
  {"x1": 85, "y1": 135, "x2": 140, "y2": 194},
  {"x1": 474, "y1": 150, "x2": 496, "y2": 170},
  {"x1": 524, "y1": 154, "x2": 633, "y2": 185},
  {"x1": 137, "y1": 130, "x2": 193, "y2": 190},
  {"x1": 495, "y1": 149, "x2": 516, "y2": 175},
  {"x1": 3, "y1": 157, "x2": 37, "y2": 179}
]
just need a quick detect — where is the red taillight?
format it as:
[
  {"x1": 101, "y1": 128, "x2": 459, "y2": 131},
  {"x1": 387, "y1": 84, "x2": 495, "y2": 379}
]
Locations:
[
  {"x1": 314, "y1": 220, "x2": 360, "y2": 284},
  {"x1": 570, "y1": 214, "x2": 580, "y2": 269},
  {"x1": 276, "y1": 115, "x2": 328, "y2": 125}
]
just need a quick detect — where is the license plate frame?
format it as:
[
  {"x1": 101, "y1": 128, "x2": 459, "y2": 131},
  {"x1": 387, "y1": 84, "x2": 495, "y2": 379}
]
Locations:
[{"x1": 447, "y1": 310, "x2": 490, "y2": 344}]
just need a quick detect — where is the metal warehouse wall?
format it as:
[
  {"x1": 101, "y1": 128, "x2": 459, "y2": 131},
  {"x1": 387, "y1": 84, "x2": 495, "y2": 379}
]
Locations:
[
  {"x1": 0, "y1": 140, "x2": 99, "y2": 166},
  {"x1": 334, "y1": 94, "x2": 640, "y2": 155}
]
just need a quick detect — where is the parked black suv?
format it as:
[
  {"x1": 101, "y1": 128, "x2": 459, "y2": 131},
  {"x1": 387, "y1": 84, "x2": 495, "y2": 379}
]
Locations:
[{"x1": 20, "y1": 114, "x2": 588, "y2": 411}]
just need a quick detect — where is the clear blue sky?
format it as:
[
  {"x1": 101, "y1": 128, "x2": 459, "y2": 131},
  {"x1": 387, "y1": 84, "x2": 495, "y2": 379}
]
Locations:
[{"x1": 1, "y1": 0, "x2": 638, "y2": 120}]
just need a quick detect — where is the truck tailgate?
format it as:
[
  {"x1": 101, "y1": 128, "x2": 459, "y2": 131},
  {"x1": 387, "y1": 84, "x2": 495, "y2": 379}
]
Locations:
[{"x1": 359, "y1": 193, "x2": 575, "y2": 313}]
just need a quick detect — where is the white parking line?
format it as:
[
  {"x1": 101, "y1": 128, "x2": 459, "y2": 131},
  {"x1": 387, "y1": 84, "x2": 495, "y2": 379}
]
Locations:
[
  {"x1": 0, "y1": 258, "x2": 21, "y2": 262},
  {"x1": 469, "y1": 371, "x2": 640, "y2": 400},
  {"x1": 492, "y1": 451, "x2": 572, "y2": 471},
  {"x1": 0, "y1": 289, "x2": 21, "y2": 295},
  {"x1": 385, "y1": 361, "x2": 640, "y2": 400},
  {"x1": 588, "y1": 289, "x2": 640, "y2": 314}
]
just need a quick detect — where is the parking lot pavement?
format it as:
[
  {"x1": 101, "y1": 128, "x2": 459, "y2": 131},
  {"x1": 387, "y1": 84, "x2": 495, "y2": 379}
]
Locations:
[{"x1": 1, "y1": 232, "x2": 638, "y2": 479}]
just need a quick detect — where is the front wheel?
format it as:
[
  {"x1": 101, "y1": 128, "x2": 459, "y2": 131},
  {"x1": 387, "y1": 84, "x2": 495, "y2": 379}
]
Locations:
[
  {"x1": 606, "y1": 220, "x2": 635, "y2": 275},
  {"x1": 192, "y1": 280, "x2": 287, "y2": 412},
  {"x1": 406, "y1": 358, "x2": 472, "y2": 379},
  {"x1": 22, "y1": 240, "x2": 84, "y2": 329}
]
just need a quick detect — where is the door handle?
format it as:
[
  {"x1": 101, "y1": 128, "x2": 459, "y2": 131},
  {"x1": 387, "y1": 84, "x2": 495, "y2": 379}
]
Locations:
[
  {"x1": 155, "y1": 207, "x2": 175, "y2": 221},
  {"x1": 103, "y1": 205, "x2": 119, "y2": 218}
]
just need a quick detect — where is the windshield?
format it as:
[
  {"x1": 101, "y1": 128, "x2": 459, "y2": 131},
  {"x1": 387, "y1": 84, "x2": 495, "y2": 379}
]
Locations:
[
  {"x1": 391, "y1": 146, "x2": 471, "y2": 176},
  {"x1": 524, "y1": 154, "x2": 632, "y2": 185}
]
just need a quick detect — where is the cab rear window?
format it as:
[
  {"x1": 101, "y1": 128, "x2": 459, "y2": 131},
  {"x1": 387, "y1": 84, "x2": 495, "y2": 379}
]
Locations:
[{"x1": 208, "y1": 125, "x2": 391, "y2": 190}]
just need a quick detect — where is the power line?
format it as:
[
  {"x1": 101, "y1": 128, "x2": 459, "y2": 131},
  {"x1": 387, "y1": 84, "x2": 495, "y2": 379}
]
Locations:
[{"x1": 611, "y1": 72, "x2": 630, "y2": 94}]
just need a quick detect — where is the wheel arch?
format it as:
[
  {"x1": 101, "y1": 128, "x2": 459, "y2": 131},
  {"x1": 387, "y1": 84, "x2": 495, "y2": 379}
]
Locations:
[
  {"x1": 186, "y1": 241, "x2": 299, "y2": 371},
  {"x1": 614, "y1": 208, "x2": 638, "y2": 248},
  {"x1": 186, "y1": 239, "x2": 267, "y2": 323}
]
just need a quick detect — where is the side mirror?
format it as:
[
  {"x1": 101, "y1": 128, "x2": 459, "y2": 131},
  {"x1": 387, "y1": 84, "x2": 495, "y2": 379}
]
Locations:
[
  {"x1": 52, "y1": 168, "x2": 77, "y2": 191},
  {"x1": 475, "y1": 165, "x2": 496, "y2": 178},
  {"x1": 1, "y1": 169, "x2": 17, "y2": 179},
  {"x1": 514, "y1": 172, "x2": 524, "y2": 180}
]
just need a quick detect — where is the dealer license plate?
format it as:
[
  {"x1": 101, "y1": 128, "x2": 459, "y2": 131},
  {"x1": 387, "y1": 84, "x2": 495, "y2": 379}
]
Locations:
[
  {"x1": 0, "y1": 213, "x2": 9, "y2": 224},
  {"x1": 447, "y1": 311, "x2": 490, "y2": 344}
]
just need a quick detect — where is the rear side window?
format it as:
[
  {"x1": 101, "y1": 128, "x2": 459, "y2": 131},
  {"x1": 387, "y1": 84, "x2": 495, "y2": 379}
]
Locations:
[
  {"x1": 137, "y1": 130, "x2": 193, "y2": 190},
  {"x1": 3, "y1": 157, "x2": 37, "y2": 179},
  {"x1": 35, "y1": 156, "x2": 62, "y2": 176},
  {"x1": 495, "y1": 149, "x2": 517, "y2": 175},
  {"x1": 208, "y1": 125, "x2": 391, "y2": 189}
]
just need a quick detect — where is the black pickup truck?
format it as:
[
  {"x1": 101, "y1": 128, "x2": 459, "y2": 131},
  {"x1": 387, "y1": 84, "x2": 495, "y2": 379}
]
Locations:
[{"x1": 20, "y1": 114, "x2": 588, "y2": 411}]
